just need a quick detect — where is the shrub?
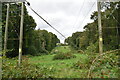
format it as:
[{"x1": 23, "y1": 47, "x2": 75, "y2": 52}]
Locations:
[
  {"x1": 85, "y1": 41, "x2": 99, "y2": 54},
  {"x1": 50, "y1": 49, "x2": 60, "y2": 54},
  {"x1": 73, "y1": 58, "x2": 90, "y2": 69},
  {"x1": 89, "y1": 52, "x2": 119, "y2": 78},
  {"x1": 2, "y1": 57, "x2": 56, "y2": 78},
  {"x1": 73, "y1": 50, "x2": 119, "y2": 78},
  {"x1": 73, "y1": 61, "x2": 91, "y2": 69},
  {"x1": 2, "y1": 57, "x2": 43, "y2": 78},
  {"x1": 23, "y1": 46, "x2": 38, "y2": 56},
  {"x1": 53, "y1": 52, "x2": 76, "y2": 60}
]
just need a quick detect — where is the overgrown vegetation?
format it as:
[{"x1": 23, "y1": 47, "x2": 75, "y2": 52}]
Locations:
[
  {"x1": 2, "y1": 46, "x2": 119, "y2": 78},
  {"x1": 2, "y1": 48, "x2": 86, "y2": 78},
  {"x1": 53, "y1": 52, "x2": 76, "y2": 60},
  {"x1": 88, "y1": 50, "x2": 119, "y2": 78},
  {"x1": 2, "y1": 57, "x2": 43, "y2": 78},
  {"x1": 52, "y1": 46, "x2": 76, "y2": 60},
  {"x1": 64, "y1": 2, "x2": 120, "y2": 78},
  {"x1": 73, "y1": 50, "x2": 119, "y2": 78},
  {"x1": 2, "y1": 56, "x2": 57, "y2": 78}
]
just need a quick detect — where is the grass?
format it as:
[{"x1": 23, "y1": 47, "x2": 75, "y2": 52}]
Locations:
[
  {"x1": 2, "y1": 46, "x2": 119, "y2": 78},
  {"x1": 30, "y1": 54, "x2": 87, "y2": 68},
  {"x1": 28, "y1": 51, "x2": 88, "y2": 78},
  {"x1": 50, "y1": 46, "x2": 72, "y2": 54},
  {"x1": 3, "y1": 46, "x2": 89, "y2": 78}
]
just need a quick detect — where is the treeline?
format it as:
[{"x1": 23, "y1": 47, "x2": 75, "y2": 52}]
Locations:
[
  {"x1": 65, "y1": 2, "x2": 120, "y2": 52},
  {"x1": 2, "y1": 3, "x2": 60, "y2": 57}
]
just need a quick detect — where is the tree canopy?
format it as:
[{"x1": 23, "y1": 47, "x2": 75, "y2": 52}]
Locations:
[
  {"x1": 65, "y1": 2, "x2": 120, "y2": 52},
  {"x1": 2, "y1": 3, "x2": 60, "y2": 57}
]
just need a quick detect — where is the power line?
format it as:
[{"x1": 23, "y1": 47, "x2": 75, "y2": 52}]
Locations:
[
  {"x1": 107, "y1": 1, "x2": 120, "y2": 50},
  {"x1": 72, "y1": 0, "x2": 86, "y2": 32},
  {"x1": 76, "y1": 1, "x2": 96, "y2": 30},
  {"x1": 25, "y1": 0, "x2": 82, "y2": 48},
  {"x1": 102, "y1": 27, "x2": 120, "y2": 28},
  {"x1": 105, "y1": 1, "x2": 120, "y2": 25},
  {"x1": 25, "y1": 1, "x2": 66, "y2": 39},
  {"x1": 111, "y1": 14, "x2": 120, "y2": 25}
]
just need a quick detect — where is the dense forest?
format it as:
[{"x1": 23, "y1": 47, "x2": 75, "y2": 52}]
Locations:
[
  {"x1": 65, "y1": 2, "x2": 120, "y2": 52},
  {"x1": 2, "y1": 3, "x2": 60, "y2": 57}
]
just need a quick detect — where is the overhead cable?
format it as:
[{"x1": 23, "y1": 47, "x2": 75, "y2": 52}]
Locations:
[{"x1": 25, "y1": 1, "x2": 66, "y2": 39}]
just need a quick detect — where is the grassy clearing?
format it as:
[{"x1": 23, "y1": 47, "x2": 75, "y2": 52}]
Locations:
[
  {"x1": 2, "y1": 46, "x2": 119, "y2": 78},
  {"x1": 3, "y1": 46, "x2": 89, "y2": 78},
  {"x1": 29, "y1": 51, "x2": 88, "y2": 78}
]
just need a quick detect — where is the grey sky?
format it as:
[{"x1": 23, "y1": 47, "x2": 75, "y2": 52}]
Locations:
[{"x1": 26, "y1": 0, "x2": 97, "y2": 43}]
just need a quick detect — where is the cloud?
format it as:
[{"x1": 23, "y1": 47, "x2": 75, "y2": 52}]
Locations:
[{"x1": 26, "y1": 0, "x2": 97, "y2": 43}]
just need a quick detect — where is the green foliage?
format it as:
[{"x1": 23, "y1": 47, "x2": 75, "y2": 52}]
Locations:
[
  {"x1": 73, "y1": 60, "x2": 90, "y2": 69},
  {"x1": 2, "y1": 3, "x2": 37, "y2": 57},
  {"x1": 51, "y1": 46, "x2": 71, "y2": 54},
  {"x1": 89, "y1": 51, "x2": 119, "y2": 78},
  {"x1": 59, "y1": 43, "x2": 68, "y2": 46},
  {"x1": 53, "y1": 52, "x2": 76, "y2": 60},
  {"x1": 50, "y1": 48, "x2": 60, "y2": 54},
  {"x1": 32, "y1": 30, "x2": 60, "y2": 55},
  {"x1": 72, "y1": 50, "x2": 119, "y2": 78},
  {"x1": 28, "y1": 46, "x2": 89, "y2": 78},
  {"x1": 66, "y1": 32, "x2": 82, "y2": 49},
  {"x1": 2, "y1": 56, "x2": 56, "y2": 78},
  {"x1": 65, "y1": 2, "x2": 120, "y2": 52},
  {"x1": 2, "y1": 46, "x2": 119, "y2": 78},
  {"x1": 2, "y1": 57, "x2": 42, "y2": 78},
  {"x1": 24, "y1": 46, "x2": 38, "y2": 55},
  {"x1": 72, "y1": 54, "x2": 90, "y2": 69},
  {"x1": 2, "y1": 4, "x2": 60, "y2": 57},
  {"x1": 65, "y1": 3, "x2": 120, "y2": 78},
  {"x1": 85, "y1": 41, "x2": 99, "y2": 54}
]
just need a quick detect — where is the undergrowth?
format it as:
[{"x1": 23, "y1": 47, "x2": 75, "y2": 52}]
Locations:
[
  {"x1": 53, "y1": 52, "x2": 76, "y2": 60},
  {"x1": 2, "y1": 56, "x2": 56, "y2": 78},
  {"x1": 88, "y1": 51, "x2": 119, "y2": 78},
  {"x1": 72, "y1": 50, "x2": 119, "y2": 78}
]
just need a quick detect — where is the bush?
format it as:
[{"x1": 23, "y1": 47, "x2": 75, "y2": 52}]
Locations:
[
  {"x1": 23, "y1": 46, "x2": 38, "y2": 56},
  {"x1": 73, "y1": 57, "x2": 90, "y2": 69},
  {"x1": 2, "y1": 56, "x2": 44, "y2": 78},
  {"x1": 53, "y1": 52, "x2": 76, "y2": 60},
  {"x1": 2, "y1": 60, "x2": 42, "y2": 78},
  {"x1": 2, "y1": 56, "x2": 56, "y2": 78},
  {"x1": 73, "y1": 50, "x2": 119, "y2": 78},
  {"x1": 89, "y1": 52, "x2": 119, "y2": 78},
  {"x1": 73, "y1": 61, "x2": 89, "y2": 69},
  {"x1": 84, "y1": 41, "x2": 99, "y2": 54},
  {"x1": 50, "y1": 49, "x2": 60, "y2": 54}
]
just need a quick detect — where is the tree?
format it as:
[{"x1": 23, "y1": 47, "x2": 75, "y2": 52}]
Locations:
[
  {"x1": 66, "y1": 1, "x2": 120, "y2": 52},
  {"x1": 2, "y1": 3, "x2": 36, "y2": 57}
]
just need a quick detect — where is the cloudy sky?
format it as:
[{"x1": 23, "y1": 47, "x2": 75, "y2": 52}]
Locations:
[{"x1": 26, "y1": 0, "x2": 97, "y2": 43}]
